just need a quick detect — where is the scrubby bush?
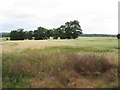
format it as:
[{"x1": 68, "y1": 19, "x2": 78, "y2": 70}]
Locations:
[{"x1": 68, "y1": 54, "x2": 117, "y2": 76}]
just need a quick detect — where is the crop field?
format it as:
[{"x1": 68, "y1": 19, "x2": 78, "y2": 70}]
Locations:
[{"x1": 1, "y1": 37, "x2": 118, "y2": 88}]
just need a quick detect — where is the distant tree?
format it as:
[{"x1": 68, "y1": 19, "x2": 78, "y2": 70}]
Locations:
[
  {"x1": 65, "y1": 21, "x2": 72, "y2": 39},
  {"x1": 24, "y1": 31, "x2": 28, "y2": 39},
  {"x1": 71, "y1": 20, "x2": 82, "y2": 39},
  {"x1": 34, "y1": 30, "x2": 38, "y2": 40},
  {"x1": 52, "y1": 20, "x2": 82, "y2": 39},
  {"x1": 53, "y1": 28, "x2": 59, "y2": 39},
  {"x1": 80, "y1": 34, "x2": 117, "y2": 37},
  {"x1": 34, "y1": 27, "x2": 47, "y2": 40},
  {"x1": 9, "y1": 20, "x2": 83, "y2": 40},
  {"x1": 1, "y1": 32, "x2": 10, "y2": 37},
  {"x1": 65, "y1": 20, "x2": 82, "y2": 39},
  {"x1": 27, "y1": 31, "x2": 33, "y2": 40},
  {"x1": 10, "y1": 30, "x2": 19, "y2": 40},
  {"x1": 50, "y1": 29, "x2": 54, "y2": 37},
  {"x1": 10, "y1": 28, "x2": 25, "y2": 40},
  {"x1": 58, "y1": 25, "x2": 66, "y2": 39},
  {"x1": 117, "y1": 34, "x2": 120, "y2": 39},
  {"x1": 17, "y1": 28, "x2": 25, "y2": 40},
  {"x1": 46, "y1": 29, "x2": 53, "y2": 39}
]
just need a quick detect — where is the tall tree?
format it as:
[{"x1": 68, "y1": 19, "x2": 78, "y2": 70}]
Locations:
[
  {"x1": 27, "y1": 31, "x2": 33, "y2": 40},
  {"x1": 58, "y1": 25, "x2": 66, "y2": 39},
  {"x1": 46, "y1": 29, "x2": 53, "y2": 39},
  {"x1": 24, "y1": 31, "x2": 28, "y2": 39},
  {"x1": 65, "y1": 21, "x2": 72, "y2": 39},
  {"x1": 10, "y1": 28, "x2": 25, "y2": 40},
  {"x1": 53, "y1": 28, "x2": 59, "y2": 39},
  {"x1": 64, "y1": 20, "x2": 82, "y2": 39},
  {"x1": 9, "y1": 20, "x2": 83, "y2": 40},
  {"x1": 10, "y1": 30, "x2": 19, "y2": 40},
  {"x1": 71, "y1": 20, "x2": 82, "y2": 39},
  {"x1": 34, "y1": 27, "x2": 47, "y2": 40},
  {"x1": 17, "y1": 28, "x2": 25, "y2": 40}
]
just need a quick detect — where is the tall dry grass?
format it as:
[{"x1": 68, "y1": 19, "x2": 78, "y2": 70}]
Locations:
[
  {"x1": 2, "y1": 37, "x2": 118, "y2": 88},
  {"x1": 2, "y1": 46, "x2": 118, "y2": 88}
]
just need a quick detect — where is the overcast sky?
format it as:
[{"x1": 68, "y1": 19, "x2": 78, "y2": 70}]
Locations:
[{"x1": 0, "y1": 0, "x2": 119, "y2": 34}]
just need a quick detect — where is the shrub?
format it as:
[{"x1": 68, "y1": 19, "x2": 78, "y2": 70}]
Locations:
[{"x1": 73, "y1": 55, "x2": 117, "y2": 76}]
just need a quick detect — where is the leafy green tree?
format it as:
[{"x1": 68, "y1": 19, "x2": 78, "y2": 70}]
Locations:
[
  {"x1": 46, "y1": 30, "x2": 50, "y2": 39},
  {"x1": 46, "y1": 29, "x2": 53, "y2": 39},
  {"x1": 27, "y1": 31, "x2": 33, "y2": 40},
  {"x1": 34, "y1": 30, "x2": 39, "y2": 40},
  {"x1": 58, "y1": 25, "x2": 66, "y2": 39},
  {"x1": 10, "y1": 28, "x2": 25, "y2": 40},
  {"x1": 71, "y1": 20, "x2": 82, "y2": 39},
  {"x1": 24, "y1": 31, "x2": 28, "y2": 39},
  {"x1": 34, "y1": 27, "x2": 47, "y2": 40},
  {"x1": 9, "y1": 20, "x2": 82, "y2": 40},
  {"x1": 17, "y1": 28, "x2": 25, "y2": 40},
  {"x1": 53, "y1": 28, "x2": 59, "y2": 39},
  {"x1": 65, "y1": 21, "x2": 72, "y2": 39},
  {"x1": 65, "y1": 20, "x2": 82, "y2": 39},
  {"x1": 10, "y1": 30, "x2": 19, "y2": 40}
]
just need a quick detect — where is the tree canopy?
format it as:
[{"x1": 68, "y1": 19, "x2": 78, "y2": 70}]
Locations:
[
  {"x1": 9, "y1": 20, "x2": 83, "y2": 40},
  {"x1": 10, "y1": 28, "x2": 25, "y2": 40}
]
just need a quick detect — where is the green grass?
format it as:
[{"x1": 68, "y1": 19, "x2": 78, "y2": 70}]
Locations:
[
  {"x1": 1, "y1": 37, "x2": 10, "y2": 41},
  {"x1": 2, "y1": 37, "x2": 118, "y2": 88}
]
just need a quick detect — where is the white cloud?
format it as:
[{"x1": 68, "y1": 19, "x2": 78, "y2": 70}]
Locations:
[{"x1": 0, "y1": 0, "x2": 119, "y2": 34}]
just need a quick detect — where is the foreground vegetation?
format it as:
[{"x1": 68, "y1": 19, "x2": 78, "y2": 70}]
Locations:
[{"x1": 2, "y1": 37, "x2": 118, "y2": 88}]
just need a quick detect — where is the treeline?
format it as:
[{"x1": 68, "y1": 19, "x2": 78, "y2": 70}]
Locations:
[
  {"x1": 80, "y1": 34, "x2": 117, "y2": 37},
  {"x1": 0, "y1": 32, "x2": 10, "y2": 37},
  {"x1": 9, "y1": 20, "x2": 82, "y2": 40}
]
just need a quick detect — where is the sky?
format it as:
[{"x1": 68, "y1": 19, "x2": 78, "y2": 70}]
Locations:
[{"x1": 0, "y1": 0, "x2": 119, "y2": 34}]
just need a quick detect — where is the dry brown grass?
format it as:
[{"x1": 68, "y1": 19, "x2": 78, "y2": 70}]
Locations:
[
  {"x1": 71, "y1": 55, "x2": 116, "y2": 76},
  {"x1": 2, "y1": 37, "x2": 118, "y2": 88},
  {"x1": 2, "y1": 40, "x2": 67, "y2": 50}
]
